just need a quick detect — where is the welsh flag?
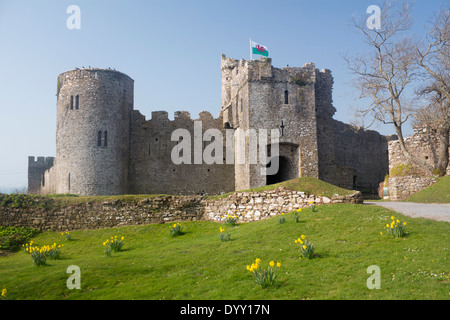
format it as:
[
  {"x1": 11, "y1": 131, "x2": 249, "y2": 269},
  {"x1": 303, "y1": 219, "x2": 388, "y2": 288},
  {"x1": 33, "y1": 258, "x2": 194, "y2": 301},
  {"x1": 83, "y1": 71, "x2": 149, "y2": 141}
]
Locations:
[{"x1": 251, "y1": 40, "x2": 269, "y2": 57}]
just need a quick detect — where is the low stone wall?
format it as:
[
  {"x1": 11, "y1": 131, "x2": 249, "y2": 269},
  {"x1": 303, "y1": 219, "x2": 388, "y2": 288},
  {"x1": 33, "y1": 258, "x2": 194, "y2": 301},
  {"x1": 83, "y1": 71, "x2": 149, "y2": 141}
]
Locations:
[
  {"x1": 0, "y1": 188, "x2": 363, "y2": 231},
  {"x1": 0, "y1": 195, "x2": 204, "y2": 231},
  {"x1": 388, "y1": 176, "x2": 436, "y2": 201},
  {"x1": 204, "y1": 187, "x2": 363, "y2": 222}
]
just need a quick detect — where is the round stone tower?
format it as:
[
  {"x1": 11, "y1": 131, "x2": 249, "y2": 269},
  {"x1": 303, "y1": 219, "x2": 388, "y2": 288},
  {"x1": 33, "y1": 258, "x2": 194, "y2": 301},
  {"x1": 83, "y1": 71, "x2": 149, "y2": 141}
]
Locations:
[{"x1": 55, "y1": 68, "x2": 134, "y2": 195}]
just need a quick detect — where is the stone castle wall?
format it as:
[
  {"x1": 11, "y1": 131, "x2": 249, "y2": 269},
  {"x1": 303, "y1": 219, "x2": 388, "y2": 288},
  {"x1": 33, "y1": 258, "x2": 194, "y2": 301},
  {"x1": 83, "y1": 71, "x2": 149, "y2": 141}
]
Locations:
[
  {"x1": 128, "y1": 110, "x2": 235, "y2": 196},
  {"x1": 27, "y1": 157, "x2": 54, "y2": 194}
]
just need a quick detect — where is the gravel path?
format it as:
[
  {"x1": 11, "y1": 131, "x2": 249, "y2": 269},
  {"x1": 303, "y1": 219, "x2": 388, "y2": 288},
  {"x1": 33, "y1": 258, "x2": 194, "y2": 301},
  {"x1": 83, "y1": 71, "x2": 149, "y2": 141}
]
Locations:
[{"x1": 365, "y1": 201, "x2": 450, "y2": 223}]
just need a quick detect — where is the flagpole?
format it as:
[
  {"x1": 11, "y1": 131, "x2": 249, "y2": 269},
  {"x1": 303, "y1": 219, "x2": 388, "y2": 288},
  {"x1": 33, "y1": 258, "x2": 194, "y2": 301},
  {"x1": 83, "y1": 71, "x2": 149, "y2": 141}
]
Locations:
[{"x1": 250, "y1": 37, "x2": 253, "y2": 60}]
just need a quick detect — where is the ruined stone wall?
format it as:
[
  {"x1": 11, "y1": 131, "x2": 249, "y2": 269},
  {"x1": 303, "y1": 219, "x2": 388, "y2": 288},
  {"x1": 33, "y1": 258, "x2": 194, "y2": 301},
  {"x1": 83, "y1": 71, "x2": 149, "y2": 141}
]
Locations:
[
  {"x1": 388, "y1": 128, "x2": 450, "y2": 176},
  {"x1": 332, "y1": 121, "x2": 390, "y2": 188},
  {"x1": 314, "y1": 69, "x2": 355, "y2": 189},
  {"x1": 128, "y1": 110, "x2": 235, "y2": 196},
  {"x1": 388, "y1": 176, "x2": 437, "y2": 200},
  {"x1": 314, "y1": 69, "x2": 389, "y2": 190}
]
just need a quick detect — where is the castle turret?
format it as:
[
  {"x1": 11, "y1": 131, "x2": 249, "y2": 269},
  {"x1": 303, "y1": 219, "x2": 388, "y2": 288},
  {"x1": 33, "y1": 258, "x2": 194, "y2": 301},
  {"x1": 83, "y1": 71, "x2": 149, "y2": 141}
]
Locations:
[{"x1": 55, "y1": 68, "x2": 134, "y2": 195}]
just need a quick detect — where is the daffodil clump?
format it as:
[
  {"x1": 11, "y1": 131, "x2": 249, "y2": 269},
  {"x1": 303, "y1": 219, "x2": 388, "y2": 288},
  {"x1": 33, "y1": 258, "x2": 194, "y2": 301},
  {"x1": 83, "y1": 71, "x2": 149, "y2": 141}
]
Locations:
[
  {"x1": 385, "y1": 216, "x2": 407, "y2": 238},
  {"x1": 218, "y1": 227, "x2": 231, "y2": 242},
  {"x1": 103, "y1": 236, "x2": 124, "y2": 257},
  {"x1": 169, "y1": 223, "x2": 183, "y2": 237},
  {"x1": 61, "y1": 231, "x2": 72, "y2": 241},
  {"x1": 293, "y1": 208, "x2": 302, "y2": 223},
  {"x1": 23, "y1": 241, "x2": 63, "y2": 266},
  {"x1": 246, "y1": 258, "x2": 281, "y2": 289},
  {"x1": 295, "y1": 234, "x2": 315, "y2": 259},
  {"x1": 277, "y1": 212, "x2": 286, "y2": 224},
  {"x1": 308, "y1": 200, "x2": 318, "y2": 212},
  {"x1": 1, "y1": 288, "x2": 7, "y2": 300},
  {"x1": 223, "y1": 214, "x2": 238, "y2": 227}
]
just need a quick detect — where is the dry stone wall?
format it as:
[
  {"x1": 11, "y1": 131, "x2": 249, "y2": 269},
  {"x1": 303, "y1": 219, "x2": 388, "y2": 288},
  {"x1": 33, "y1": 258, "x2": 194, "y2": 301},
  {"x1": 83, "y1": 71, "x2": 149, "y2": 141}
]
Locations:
[
  {"x1": 388, "y1": 176, "x2": 436, "y2": 201},
  {"x1": 0, "y1": 188, "x2": 362, "y2": 231},
  {"x1": 204, "y1": 187, "x2": 363, "y2": 223}
]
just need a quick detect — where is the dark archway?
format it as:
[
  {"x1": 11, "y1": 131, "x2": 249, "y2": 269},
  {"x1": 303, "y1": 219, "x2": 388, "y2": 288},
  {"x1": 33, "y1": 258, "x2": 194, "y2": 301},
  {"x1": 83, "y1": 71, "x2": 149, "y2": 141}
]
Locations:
[{"x1": 266, "y1": 156, "x2": 293, "y2": 185}]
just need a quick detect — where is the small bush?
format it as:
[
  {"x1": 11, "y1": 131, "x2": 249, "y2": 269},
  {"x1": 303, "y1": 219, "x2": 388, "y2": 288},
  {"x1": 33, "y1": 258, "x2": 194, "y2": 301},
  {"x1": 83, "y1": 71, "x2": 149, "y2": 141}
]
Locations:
[
  {"x1": 432, "y1": 168, "x2": 443, "y2": 177},
  {"x1": 0, "y1": 226, "x2": 39, "y2": 251},
  {"x1": 0, "y1": 194, "x2": 52, "y2": 210},
  {"x1": 390, "y1": 163, "x2": 412, "y2": 177}
]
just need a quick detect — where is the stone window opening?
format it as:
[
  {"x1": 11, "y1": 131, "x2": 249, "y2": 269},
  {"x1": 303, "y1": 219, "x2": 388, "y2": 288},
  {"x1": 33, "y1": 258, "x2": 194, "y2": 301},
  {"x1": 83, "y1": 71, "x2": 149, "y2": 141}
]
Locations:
[
  {"x1": 103, "y1": 131, "x2": 108, "y2": 147},
  {"x1": 70, "y1": 95, "x2": 74, "y2": 110},
  {"x1": 75, "y1": 95, "x2": 79, "y2": 110},
  {"x1": 97, "y1": 131, "x2": 102, "y2": 147},
  {"x1": 284, "y1": 90, "x2": 289, "y2": 104},
  {"x1": 68, "y1": 173, "x2": 71, "y2": 191},
  {"x1": 97, "y1": 130, "x2": 108, "y2": 147}
]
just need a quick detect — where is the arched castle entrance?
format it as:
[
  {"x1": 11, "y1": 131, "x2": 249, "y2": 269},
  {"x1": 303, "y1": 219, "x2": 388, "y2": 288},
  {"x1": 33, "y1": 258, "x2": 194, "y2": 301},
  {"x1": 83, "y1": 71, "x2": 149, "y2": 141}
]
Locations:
[{"x1": 265, "y1": 143, "x2": 300, "y2": 185}]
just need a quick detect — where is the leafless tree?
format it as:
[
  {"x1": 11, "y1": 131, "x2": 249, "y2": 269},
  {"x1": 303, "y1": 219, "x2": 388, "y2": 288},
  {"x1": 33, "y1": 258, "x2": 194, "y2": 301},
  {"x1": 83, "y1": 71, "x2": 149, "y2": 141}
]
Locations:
[
  {"x1": 344, "y1": 0, "x2": 434, "y2": 173},
  {"x1": 415, "y1": 6, "x2": 449, "y2": 175}
]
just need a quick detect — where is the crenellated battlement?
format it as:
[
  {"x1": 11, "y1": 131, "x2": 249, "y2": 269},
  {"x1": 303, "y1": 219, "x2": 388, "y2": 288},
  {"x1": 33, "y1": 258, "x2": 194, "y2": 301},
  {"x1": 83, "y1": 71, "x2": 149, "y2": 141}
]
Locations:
[{"x1": 28, "y1": 156, "x2": 55, "y2": 167}]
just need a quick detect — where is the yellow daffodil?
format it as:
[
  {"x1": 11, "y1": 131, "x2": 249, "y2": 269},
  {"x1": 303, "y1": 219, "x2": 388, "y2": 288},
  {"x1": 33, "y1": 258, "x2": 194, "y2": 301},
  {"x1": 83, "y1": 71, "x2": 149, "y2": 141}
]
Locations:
[
  {"x1": 276, "y1": 262, "x2": 281, "y2": 268},
  {"x1": 269, "y1": 261, "x2": 275, "y2": 267},
  {"x1": 301, "y1": 235, "x2": 306, "y2": 240}
]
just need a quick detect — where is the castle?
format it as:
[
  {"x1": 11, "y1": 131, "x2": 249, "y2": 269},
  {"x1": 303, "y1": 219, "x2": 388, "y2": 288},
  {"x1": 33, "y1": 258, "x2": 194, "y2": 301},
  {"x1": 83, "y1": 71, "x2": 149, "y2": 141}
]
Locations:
[{"x1": 28, "y1": 55, "x2": 390, "y2": 196}]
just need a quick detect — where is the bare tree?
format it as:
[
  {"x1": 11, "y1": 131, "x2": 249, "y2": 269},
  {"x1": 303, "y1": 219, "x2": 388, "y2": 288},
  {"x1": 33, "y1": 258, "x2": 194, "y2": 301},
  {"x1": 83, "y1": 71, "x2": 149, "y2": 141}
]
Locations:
[
  {"x1": 344, "y1": 0, "x2": 434, "y2": 174},
  {"x1": 415, "y1": 6, "x2": 449, "y2": 175}
]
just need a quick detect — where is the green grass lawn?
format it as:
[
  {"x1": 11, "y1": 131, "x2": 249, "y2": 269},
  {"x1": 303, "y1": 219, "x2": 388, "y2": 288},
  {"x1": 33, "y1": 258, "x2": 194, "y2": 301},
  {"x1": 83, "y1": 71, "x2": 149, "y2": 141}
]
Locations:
[
  {"x1": 0, "y1": 203, "x2": 448, "y2": 300},
  {"x1": 405, "y1": 176, "x2": 450, "y2": 203}
]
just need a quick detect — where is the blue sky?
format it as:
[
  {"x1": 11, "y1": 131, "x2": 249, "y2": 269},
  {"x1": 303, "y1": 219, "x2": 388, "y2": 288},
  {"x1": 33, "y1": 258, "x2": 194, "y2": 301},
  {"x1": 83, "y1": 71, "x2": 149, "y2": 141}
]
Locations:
[{"x1": 0, "y1": 0, "x2": 445, "y2": 191}]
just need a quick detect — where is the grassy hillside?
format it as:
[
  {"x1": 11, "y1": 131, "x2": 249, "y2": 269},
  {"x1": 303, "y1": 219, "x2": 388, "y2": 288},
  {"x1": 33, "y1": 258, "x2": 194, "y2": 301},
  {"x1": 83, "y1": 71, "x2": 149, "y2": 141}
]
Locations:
[
  {"x1": 405, "y1": 176, "x2": 450, "y2": 203},
  {"x1": 209, "y1": 177, "x2": 355, "y2": 199},
  {"x1": 0, "y1": 203, "x2": 448, "y2": 300}
]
